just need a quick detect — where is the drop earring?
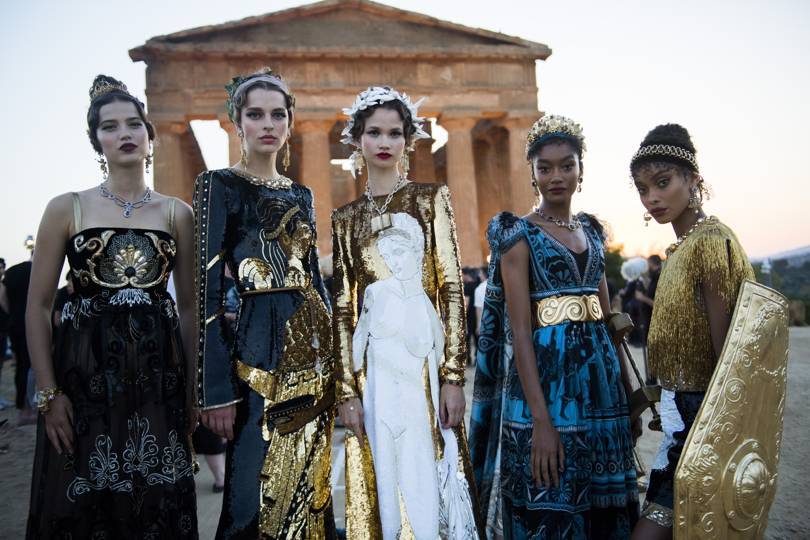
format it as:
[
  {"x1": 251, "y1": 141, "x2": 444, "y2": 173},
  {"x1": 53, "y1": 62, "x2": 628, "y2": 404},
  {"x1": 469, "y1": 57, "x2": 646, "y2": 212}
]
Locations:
[
  {"x1": 145, "y1": 145, "x2": 153, "y2": 173},
  {"x1": 577, "y1": 178, "x2": 583, "y2": 193},
  {"x1": 400, "y1": 153, "x2": 410, "y2": 178},
  {"x1": 643, "y1": 211, "x2": 652, "y2": 227},
  {"x1": 238, "y1": 130, "x2": 248, "y2": 168},
  {"x1": 350, "y1": 149, "x2": 365, "y2": 179},
  {"x1": 282, "y1": 140, "x2": 291, "y2": 171},
  {"x1": 688, "y1": 187, "x2": 701, "y2": 213},
  {"x1": 97, "y1": 154, "x2": 108, "y2": 180}
]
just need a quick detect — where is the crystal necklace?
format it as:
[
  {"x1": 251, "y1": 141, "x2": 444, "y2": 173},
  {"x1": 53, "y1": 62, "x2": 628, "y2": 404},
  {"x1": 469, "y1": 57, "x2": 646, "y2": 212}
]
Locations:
[
  {"x1": 365, "y1": 176, "x2": 408, "y2": 233},
  {"x1": 229, "y1": 167, "x2": 293, "y2": 190},
  {"x1": 533, "y1": 206, "x2": 581, "y2": 231},
  {"x1": 666, "y1": 215, "x2": 715, "y2": 256},
  {"x1": 99, "y1": 182, "x2": 152, "y2": 218}
]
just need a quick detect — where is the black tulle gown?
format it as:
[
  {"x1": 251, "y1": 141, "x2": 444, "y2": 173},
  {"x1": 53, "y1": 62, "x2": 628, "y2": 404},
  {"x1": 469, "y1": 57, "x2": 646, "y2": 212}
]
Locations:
[{"x1": 26, "y1": 225, "x2": 198, "y2": 539}]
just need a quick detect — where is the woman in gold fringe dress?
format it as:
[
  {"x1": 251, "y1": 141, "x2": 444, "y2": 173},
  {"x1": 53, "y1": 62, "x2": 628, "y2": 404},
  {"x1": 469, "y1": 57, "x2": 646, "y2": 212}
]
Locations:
[{"x1": 628, "y1": 124, "x2": 754, "y2": 540}]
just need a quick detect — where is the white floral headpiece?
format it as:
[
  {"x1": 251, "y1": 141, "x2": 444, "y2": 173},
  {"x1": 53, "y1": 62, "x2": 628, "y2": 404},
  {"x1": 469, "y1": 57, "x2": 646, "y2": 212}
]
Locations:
[{"x1": 340, "y1": 86, "x2": 430, "y2": 148}]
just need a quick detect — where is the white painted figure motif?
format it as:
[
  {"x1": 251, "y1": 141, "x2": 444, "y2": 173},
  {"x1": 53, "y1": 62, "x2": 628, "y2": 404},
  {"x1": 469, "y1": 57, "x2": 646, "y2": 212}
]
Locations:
[{"x1": 353, "y1": 212, "x2": 476, "y2": 539}]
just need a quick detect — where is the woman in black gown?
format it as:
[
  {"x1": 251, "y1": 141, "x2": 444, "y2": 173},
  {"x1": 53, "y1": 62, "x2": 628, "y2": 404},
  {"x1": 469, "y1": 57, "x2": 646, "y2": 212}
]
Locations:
[
  {"x1": 195, "y1": 68, "x2": 335, "y2": 539},
  {"x1": 25, "y1": 75, "x2": 198, "y2": 539}
]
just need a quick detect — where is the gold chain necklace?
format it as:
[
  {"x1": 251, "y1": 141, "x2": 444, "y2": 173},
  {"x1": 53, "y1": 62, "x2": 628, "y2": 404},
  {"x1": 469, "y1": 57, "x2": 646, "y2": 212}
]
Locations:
[
  {"x1": 666, "y1": 215, "x2": 715, "y2": 255},
  {"x1": 230, "y1": 167, "x2": 292, "y2": 190}
]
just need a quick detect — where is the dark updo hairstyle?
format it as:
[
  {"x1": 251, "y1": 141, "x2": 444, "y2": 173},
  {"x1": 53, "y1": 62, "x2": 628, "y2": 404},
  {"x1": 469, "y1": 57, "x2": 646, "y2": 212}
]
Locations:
[
  {"x1": 228, "y1": 70, "x2": 295, "y2": 129},
  {"x1": 526, "y1": 134, "x2": 584, "y2": 165},
  {"x1": 348, "y1": 95, "x2": 418, "y2": 148},
  {"x1": 86, "y1": 75, "x2": 155, "y2": 154},
  {"x1": 630, "y1": 123, "x2": 709, "y2": 200}
]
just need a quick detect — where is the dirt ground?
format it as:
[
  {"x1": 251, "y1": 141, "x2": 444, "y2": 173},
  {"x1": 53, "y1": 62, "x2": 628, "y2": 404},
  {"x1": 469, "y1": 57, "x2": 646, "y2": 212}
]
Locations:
[{"x1": 1, "y1": 329, "x2": 808, "y2": 539}]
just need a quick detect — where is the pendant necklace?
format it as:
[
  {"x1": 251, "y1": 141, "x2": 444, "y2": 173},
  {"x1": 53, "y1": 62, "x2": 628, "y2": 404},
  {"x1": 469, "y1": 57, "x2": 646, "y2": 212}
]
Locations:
[{"x1": 99, "y1": 182, "x2": 152, "y2": 218}]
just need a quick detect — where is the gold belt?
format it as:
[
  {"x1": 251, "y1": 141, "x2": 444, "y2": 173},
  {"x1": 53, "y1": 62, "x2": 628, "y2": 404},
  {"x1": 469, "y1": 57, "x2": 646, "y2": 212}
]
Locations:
[{"x1": 533, "y1": 294, "x2": 603, "y2": 327}]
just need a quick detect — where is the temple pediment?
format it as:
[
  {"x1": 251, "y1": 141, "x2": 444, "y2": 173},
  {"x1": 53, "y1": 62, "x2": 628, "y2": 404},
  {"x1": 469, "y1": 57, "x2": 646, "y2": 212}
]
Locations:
[{"x1": 130, "y1": 0, "x2": 551, "y2": 61}]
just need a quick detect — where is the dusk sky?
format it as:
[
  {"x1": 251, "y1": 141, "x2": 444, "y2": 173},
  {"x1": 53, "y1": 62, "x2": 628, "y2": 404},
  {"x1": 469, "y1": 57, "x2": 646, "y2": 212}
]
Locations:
[{"x1": 2, "y1": 0, "x2": 808, "y2": 268}]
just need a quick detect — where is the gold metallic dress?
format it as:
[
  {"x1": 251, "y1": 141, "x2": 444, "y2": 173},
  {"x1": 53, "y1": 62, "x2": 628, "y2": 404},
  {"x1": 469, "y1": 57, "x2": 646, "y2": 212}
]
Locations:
[
  {"x1": 194, "y1": 169, "x2": 335, "y2": 540},
  {"x1": 331, "y1": 182, "x2": 483, "y2": 538}
]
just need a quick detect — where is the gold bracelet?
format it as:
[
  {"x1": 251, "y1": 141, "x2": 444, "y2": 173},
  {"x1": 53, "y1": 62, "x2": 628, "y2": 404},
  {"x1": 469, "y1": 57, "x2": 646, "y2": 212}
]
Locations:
[{"x1": 35, "y1": 387, "x2": 62, "y2": 414}]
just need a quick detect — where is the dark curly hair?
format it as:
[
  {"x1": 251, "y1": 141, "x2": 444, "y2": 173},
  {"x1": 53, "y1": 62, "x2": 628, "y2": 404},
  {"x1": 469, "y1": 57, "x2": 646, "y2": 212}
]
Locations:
[
  {"x1": 86, "y1": 75, "x2": 155, "y2": 154},
  {"x1": 631, "y1": 123, "x2": 709, "y2": 200},
  {"x1": 348, "y1": 97, "x2": 417, "y2": 148}
]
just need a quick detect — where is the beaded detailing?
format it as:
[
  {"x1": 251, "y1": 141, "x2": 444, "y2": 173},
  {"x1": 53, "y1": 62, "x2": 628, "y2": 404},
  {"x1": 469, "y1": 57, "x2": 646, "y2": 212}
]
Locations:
[
  {"x1": 532, "y1": 207, "x2": 582, "y2": 231},
  {"x1": 666, "y1": 216, "x2": 715, "y2": 256},
  {"x1": 631, "y1": 144, "x2": 699, "y2": 173},
  {"x1": 229, "y1": 167, "x2": 293, "y2": 190}
]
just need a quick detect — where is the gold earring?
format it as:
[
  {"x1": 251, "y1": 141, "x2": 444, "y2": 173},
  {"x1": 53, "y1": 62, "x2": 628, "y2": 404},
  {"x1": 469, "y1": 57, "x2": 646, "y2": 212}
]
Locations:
[
  {"x1": 643, "y1": 211, "x2": 652, "y2": 227},
  {"x1": 688, "y1": 187, "x2": 701, "y2": 213},
  {"x1": 238, "y1": 131, "x2": 248, "y2": 168},
  {"x1": 400, "y1": 153, "x2": 410, "y2": 177},
  {"x1": 97, "y1": 154, "x2": 108, "y2": 179},
  {"x1": 282, "y1": 140, "x2": 291, "y2": 171},
  {"x1": 350, "y1": 149, "x2": 365, "y2": 179}
]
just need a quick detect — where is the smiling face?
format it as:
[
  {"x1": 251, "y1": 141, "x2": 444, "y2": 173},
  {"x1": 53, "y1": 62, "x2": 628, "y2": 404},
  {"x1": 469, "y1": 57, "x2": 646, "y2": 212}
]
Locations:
[
  {"x1": 359, "y1": 107, "x2": 407, "y2": 172},
  {"x1": 95, "y1": 100, "x2": 151, "y2": 168},
  {"x1": 531, "y1": 141, "x2": 582, "y2": 205},
  {"x1": 239, "y1": 87, "x2": 290, "y2": 158},
  {"x1": 633, "y1": 162, "x2": 697, "y2": 224}
]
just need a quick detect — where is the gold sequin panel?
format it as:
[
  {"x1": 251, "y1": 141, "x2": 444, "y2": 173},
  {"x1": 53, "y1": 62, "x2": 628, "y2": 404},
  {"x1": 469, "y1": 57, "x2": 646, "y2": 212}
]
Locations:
[{"x1": 331, "y1": 182, "x2": 468, "y2": 403}]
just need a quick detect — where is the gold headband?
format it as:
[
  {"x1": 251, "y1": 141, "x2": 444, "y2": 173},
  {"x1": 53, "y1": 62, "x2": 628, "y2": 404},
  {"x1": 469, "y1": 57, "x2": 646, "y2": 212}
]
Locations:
[{"x1": 630, "y1": 144, "x2": 699, "y2": 172}]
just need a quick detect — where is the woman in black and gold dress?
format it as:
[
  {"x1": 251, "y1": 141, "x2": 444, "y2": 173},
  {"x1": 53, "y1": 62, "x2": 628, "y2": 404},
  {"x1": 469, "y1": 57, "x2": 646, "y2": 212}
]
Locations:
[
  {"x1": 25, "y1": 75, "x2": 198, "y2": 538},
  {"x1": 195, "y1": 68, "x2": 335, "y2": 539}
]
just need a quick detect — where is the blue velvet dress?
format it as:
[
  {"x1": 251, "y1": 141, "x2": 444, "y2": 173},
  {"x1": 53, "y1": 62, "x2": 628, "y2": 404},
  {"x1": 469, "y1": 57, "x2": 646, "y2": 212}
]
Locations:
[{"x1": 469, "y1": 212, "x2": 639, "y2": 539}]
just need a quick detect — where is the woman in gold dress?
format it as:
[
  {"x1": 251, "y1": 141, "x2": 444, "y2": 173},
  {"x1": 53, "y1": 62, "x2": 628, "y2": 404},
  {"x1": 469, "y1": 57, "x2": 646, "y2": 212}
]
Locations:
[
  {"x1": 194, "y1": 68, "x2": 335, "y2": 539},
  {"x1": 332, "y1": 87, "x2": 482, "y2": 538},
  {"x1": 629, "y1": 124, "x2": 754, "y2": 540}
]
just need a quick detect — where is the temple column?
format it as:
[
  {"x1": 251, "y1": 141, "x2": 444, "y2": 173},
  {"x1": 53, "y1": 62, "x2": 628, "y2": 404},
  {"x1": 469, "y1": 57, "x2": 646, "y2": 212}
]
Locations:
[
  {"x1": 501, "y1": 115, "x2": 537, "y2": 215},
  {"x1": 219, "y1": 116, "x2": 241, "y2": 166},
  {"x1": 439, "y1": 115, "x2": 482, "y2": 267},
  {"x1": 410, "y1": 121, "x2": 435, "y2": 183},
  {"x1": 296, "y1": 118, "x2": 336, "y2": 255},
  {"x1": 153, "y1": 121, "x2": 204, "y2": 204}
]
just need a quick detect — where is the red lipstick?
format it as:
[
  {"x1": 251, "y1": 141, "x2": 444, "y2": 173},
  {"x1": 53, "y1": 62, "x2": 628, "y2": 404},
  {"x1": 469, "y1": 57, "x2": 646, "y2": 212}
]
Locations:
[{"x1": 376, "y1": 152, "x2": 392, "y2": 160}]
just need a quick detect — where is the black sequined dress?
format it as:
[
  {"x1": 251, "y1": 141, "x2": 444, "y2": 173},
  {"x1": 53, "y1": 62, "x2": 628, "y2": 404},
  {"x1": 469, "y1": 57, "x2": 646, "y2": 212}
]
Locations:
[{"x1": 26, "y1": 226, "x2": 198, "y2": 539}]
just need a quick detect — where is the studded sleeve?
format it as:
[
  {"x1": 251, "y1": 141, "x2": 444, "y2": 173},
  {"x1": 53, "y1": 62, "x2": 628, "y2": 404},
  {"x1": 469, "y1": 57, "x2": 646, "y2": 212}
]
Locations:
[{"x1": 193, "y1": 171, "x2": 241, "y2": 409}]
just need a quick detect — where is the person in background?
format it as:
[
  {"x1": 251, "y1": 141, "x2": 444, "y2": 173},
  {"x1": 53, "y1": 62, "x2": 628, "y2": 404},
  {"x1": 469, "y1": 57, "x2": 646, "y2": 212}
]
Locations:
[
  {"x1": 0, "y1": 257, "x2": 12, "y2": 410},
  {"x1": 1, "y1": 250, "x2": 35, "y2": 425},
  {"x1": 473, "y1": 265, "x2": 488, "y2": 337}
]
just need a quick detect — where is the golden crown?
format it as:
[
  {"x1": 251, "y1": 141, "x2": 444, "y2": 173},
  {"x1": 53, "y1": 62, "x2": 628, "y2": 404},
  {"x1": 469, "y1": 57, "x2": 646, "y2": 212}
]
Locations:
[
  {"x1": 526, "y1": 115, "x2": 586, "y2": 158},
  {"x1": 90, "y1": 79, "x2": 129, "y2": 101}
]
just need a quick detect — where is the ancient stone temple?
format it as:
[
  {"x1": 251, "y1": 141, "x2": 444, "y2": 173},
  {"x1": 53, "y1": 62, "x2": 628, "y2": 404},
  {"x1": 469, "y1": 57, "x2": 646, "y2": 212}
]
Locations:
[{"x1": 129, "y1": 0, "x2": 550, "y2": 265}]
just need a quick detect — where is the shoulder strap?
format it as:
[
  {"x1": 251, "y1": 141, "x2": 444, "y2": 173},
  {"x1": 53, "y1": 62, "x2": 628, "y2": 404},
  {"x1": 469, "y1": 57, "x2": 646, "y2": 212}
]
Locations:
[
  {"x1": 167, "y1": 198, "x2": 176, "y2": 234},
  {"x1": 71, "y1": 192, "x2": 82, "y2": 235}
]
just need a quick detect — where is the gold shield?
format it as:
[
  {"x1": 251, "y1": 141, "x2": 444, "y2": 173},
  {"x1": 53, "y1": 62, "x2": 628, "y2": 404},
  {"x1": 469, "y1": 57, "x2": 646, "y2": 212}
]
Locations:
[{"x1": 674, "y1": 280, "x2": 789, "y2": 539}]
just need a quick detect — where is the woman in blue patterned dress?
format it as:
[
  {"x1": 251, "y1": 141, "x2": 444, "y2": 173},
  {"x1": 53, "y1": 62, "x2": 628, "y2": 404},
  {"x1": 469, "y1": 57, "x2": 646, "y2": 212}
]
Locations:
[{"x1": 469, "y1": 115, "x2": 639, "y2": 539}]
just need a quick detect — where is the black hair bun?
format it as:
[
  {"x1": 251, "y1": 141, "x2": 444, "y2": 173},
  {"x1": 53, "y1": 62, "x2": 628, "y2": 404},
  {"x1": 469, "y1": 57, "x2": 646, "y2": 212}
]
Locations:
[
  {"x1": 641, "y1": 123, "x2": 695, "y2": 153},
  {"x1": 89, "y1": 74, "x2": 128, "y2": 99}
]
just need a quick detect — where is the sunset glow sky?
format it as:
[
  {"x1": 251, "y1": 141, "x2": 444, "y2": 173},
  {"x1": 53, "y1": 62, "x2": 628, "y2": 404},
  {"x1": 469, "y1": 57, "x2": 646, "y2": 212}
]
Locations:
[{"x1": 1, "y1": 0, "x2": 808, "y2": 267}]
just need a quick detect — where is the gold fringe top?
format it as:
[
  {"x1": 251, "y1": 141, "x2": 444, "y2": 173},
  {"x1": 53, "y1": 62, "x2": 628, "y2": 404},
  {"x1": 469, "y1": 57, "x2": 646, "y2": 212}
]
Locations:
[
  {"x1": 648, "y1": 217, "x2": 755, "y2": 391},
  {"x1": 331, "y1": 182, "x2": 468, "y2": 402}
]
